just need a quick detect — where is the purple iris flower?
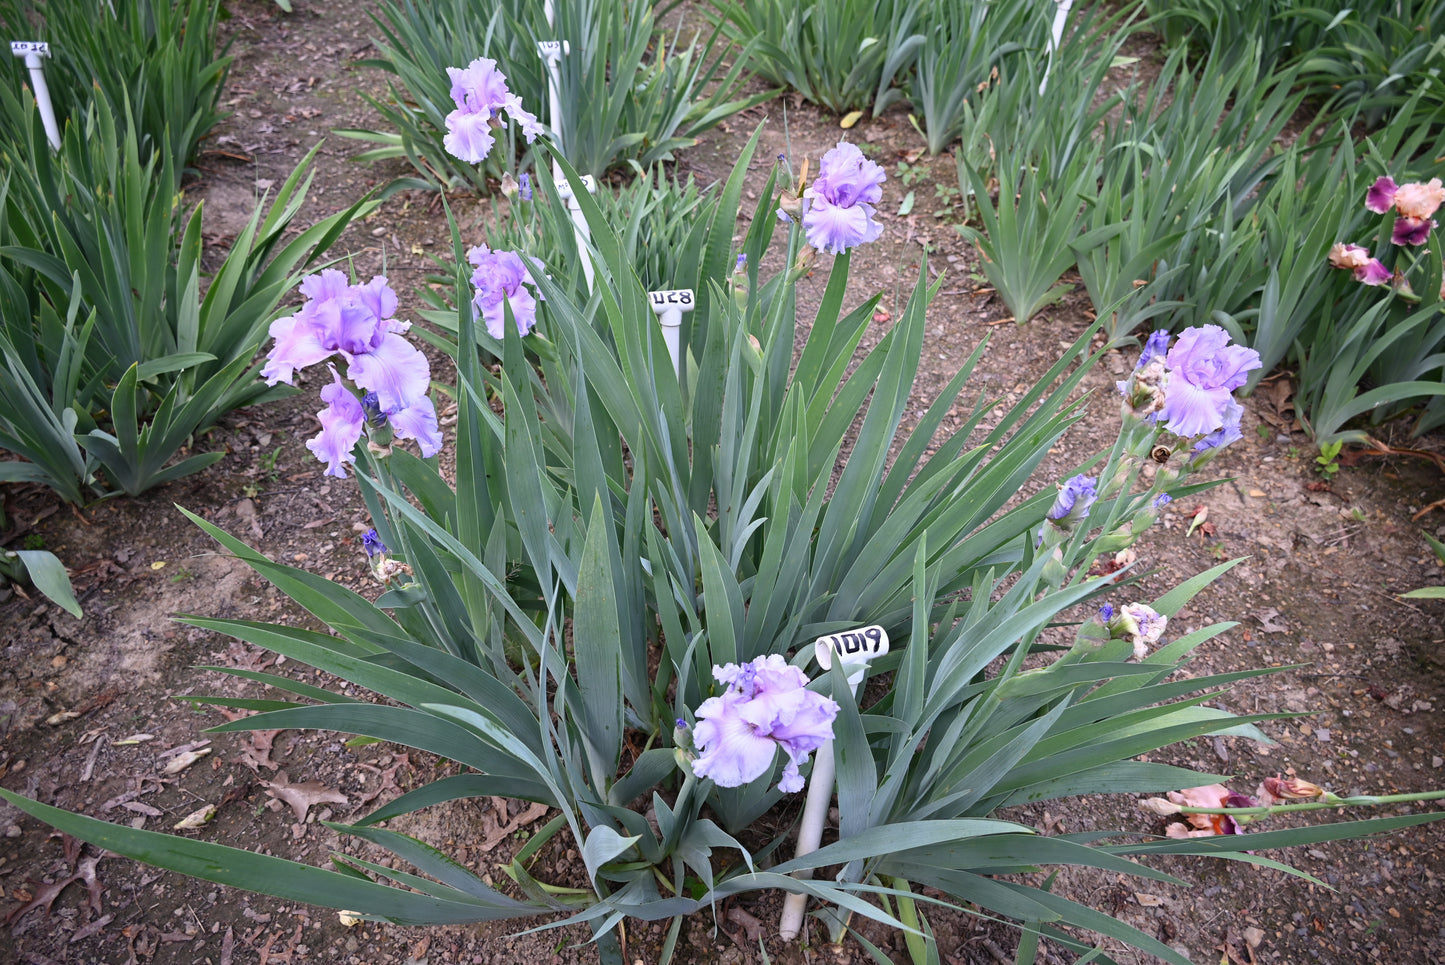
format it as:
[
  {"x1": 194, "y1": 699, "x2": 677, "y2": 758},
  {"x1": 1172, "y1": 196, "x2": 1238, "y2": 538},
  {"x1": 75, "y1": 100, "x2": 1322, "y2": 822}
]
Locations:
[
  {"x1": 468, "y1": 245, "x2": 541, "y2": 339},
  {"x1": 1136, "y1": 329, "x2": 1170, "y2": 370},
  {"x1": 1047, "y1": 474, "x2": 1098, "y2": 526},
  {"x1": 1152, "y1": 493, "x2": 1173, "y2": 509},
  {"x1": 361, "y1": 529, "x2": 388, "y2": 557},
  {"x1": 1355, "y1": 258, "x2": 1393, "y2": 285},
  {"x1": 443, "y1": 58, "x2": 542, "y2": 164},
  {"x1": 306, "y1": 367, "x2": 367, "y2": 478},
  {"x1": 262, "y1": 272, "x2": 444, "y2": 472},
  {"x1": 1159, "y1": 325, "x2": 1261, "y2": 438},
  {"x1": 690, "y1": 655, "x2": 839, "y2": 793},
  {"x1": 1192, "y1": 399, "x2": 1244, "y2": 454},
  {"x1": 801, "y1": 140, "x2": 886, "y2": 254},
  {"x1": 1097, "y1": 603, "x2": 1115, "y2": 622}
]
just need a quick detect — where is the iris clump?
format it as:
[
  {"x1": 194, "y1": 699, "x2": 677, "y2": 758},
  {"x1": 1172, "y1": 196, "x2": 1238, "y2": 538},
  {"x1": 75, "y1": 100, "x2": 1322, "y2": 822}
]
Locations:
[
  {"x1": 689, "y1": 655, "x2": 840, "y2": 793},
  {"x1": 443, "y1": 57, "x2": 545, "y2": 164},
  {"x1": 801, "y1": 140, "x2": 886, "y2": 254},
  {"x1": 261, "y1": 270, "x2": 441, "y2": 477}
]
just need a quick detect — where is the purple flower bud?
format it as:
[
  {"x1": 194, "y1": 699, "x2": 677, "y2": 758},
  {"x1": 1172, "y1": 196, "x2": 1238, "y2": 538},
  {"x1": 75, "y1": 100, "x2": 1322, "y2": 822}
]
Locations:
[
  {"x1": 362, "y1": 391, "x2": 387, "y2": 428},
  {"x1": 735, "y1": 253, "x2": 747, "y2": 272},
  {"x1": 362, "y1": 529, "x2": 387, "y2": 557},
  {"x1": 1097, "y1": 603, "x2": 1115, "y2": 622},
  {"x1": 519, "y1": 172, "x2": 532, "y2": 201},
  {"x1": 1047, "y1": 474, "x2": 1098, "y2": 526},
  {"x1": 1152, "y1": 493, "x2": 1172, "y2": 509},
  {"x1": 1136, "y1": 330, "x2": 1170, "y2": 371}
]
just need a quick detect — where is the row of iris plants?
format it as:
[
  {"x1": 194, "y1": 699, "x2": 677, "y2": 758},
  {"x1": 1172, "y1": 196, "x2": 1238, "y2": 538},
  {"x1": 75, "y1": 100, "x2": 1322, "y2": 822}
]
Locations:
[
  {"x1": 0, "y1": 0, "x2": 371, "y2": 613},
  {"x1": 712, "y1": 0, "x2": 1444, "y2": 446},
  {"x1": 6, "y1": 56, "x2": 1444, "y2": 959},
  {"x1": 0, "y1": 0, "x2": 372, "y2": 509}
]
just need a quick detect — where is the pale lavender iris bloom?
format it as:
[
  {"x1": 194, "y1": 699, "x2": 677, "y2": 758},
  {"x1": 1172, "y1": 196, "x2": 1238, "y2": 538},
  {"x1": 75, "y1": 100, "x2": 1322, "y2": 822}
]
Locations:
[
  {"x1": 802, "y1": 140, "x2": 886, "y2": 254},
  {"x1": 690, "y1": 655, "x2": 839, "y2": 793},
  {"x1": 1192, "y1": 398, "x2": 1243, "y2": 453},
  {"x1": 307, "y1": 367, "x2": 367, "y2": 478},
  {"x1": 263, "y1": 272, "x2": 443, "y2": 471},
  {"x1": 443, "y1": 58, "x2": 542, "y2": 164},
  {"x1": 468, "y1": 245, "x2": 541, "y2": 339},
  {"x1": 1159, "y1": 325, "x2": 1261, "y2": 438}
]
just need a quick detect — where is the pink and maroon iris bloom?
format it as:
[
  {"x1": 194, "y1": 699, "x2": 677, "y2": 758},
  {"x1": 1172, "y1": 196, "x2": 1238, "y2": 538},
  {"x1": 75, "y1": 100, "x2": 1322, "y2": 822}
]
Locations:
[
  {"x1": 690, "y1": 655, "x2": 839, "y2": 793},
  {"x1": 1159, "y1": 325, "x2": 1262, "y2": 438},
  {"x1": 801, "y1": 140, "x2": 886, "y2": 254},
  {"x1": 1364, "y1": 175, "x2": 1441, "y2": 247}
]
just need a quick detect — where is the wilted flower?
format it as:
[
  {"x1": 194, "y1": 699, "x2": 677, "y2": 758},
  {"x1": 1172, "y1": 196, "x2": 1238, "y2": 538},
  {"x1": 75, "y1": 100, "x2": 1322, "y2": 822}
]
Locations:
[
  {"x1": 1163, "y1": 784, "x2": 1257, "y2": 837},
  {"x1": 468, "y1": 245, "x2": 542, "y2": 339},
  {"x1": 1118, "y1": 602, "x2": 1166, "y2": 660},
  {"x1": 801, "y1": 140, "x2": 886, "y2": 254},
  {"x1": 1159, "y1": 325, "x2": 1261, "y2": 438},
  {"x1": 1256, "y1": 775, "x2": 1326, "y2": 806},
  {"x1": 443, "y1": 58, "x2": 543, "y2": 164},
  {"x1": 1118, "y1": 330, "x2": 1170, "y2": 420},
  {"x1": 690, "y1": 655, "x2": 840, "y2": 793}
]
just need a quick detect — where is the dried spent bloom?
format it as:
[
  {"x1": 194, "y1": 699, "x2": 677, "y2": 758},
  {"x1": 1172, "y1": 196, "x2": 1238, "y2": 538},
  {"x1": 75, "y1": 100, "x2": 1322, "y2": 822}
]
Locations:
[
  {"x1": 1163, "y1": 784, "x2": 1257, "y2": 837},
  {"x1": 1159, "y1": 325, "x2": 1261, "y2": 438},
  {"x1": 468, "y1": 245, "x2": 542, "y2": 339},
  {"x1": 690, "y1": 655, "x2": 840, "y2": 793},
  {"x1": 1256, "y1": 775, "x2": 1325, "y2": 806},
  {"x1": 801, "y1": 140, "x2": 886, "y2": 254},
  {"x1": 1118, "y1": 602, "x2": 1167, "y2": 661}
]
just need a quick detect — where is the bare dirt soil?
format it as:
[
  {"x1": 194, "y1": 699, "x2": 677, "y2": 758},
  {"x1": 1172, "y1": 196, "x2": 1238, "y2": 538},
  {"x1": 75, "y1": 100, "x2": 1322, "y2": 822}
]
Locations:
[{"x1": 2, "y1": 2, "x2": 1443, "y2": 964}]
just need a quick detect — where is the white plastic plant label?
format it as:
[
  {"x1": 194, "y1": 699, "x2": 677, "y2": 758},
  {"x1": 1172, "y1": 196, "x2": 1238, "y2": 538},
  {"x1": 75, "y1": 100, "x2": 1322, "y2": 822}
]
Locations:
[
  {"x1": 535, "y1": 40, "x2": 567, "y2": 59},
  {"x1": 10, "y1": 41, "x2": 49, "y2": 57},
  {"x1": 813, "y1": 625, "x2": 889, "y2": 670},
  {"x1": 648, "y1": 289, "x2": 695, "y2": 309}
]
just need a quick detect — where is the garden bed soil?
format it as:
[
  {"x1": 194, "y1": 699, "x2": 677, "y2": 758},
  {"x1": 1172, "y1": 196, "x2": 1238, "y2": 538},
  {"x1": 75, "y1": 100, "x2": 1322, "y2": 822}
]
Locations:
[{"x1": 2, "y1": 2, "x2": 1443, "y2": 963}]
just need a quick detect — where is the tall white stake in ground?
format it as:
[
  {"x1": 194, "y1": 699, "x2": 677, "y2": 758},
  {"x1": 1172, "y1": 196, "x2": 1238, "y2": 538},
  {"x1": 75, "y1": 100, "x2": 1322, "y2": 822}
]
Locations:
[
  {"x1": 1040, "y1": 0, "x2": 1076, "y2": 94},
  {"x1": 539, "y1": 1, "x2": 595, "y2": 291},
  {"x1": 10, "y1": 41, "x2": 60, "y2": 150},
  {"x1": 778, "y1": 626, "x2": 890, "y2": 940},
  {"x1": 647, "y1": 289, "x2": 695, "y2": 381}
]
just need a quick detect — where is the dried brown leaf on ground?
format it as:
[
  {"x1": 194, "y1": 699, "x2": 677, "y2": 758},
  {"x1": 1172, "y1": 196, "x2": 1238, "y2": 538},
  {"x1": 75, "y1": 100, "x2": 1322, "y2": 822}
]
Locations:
[{"x1": 262, "y1": 771, "x2": 348, "y2": 823}]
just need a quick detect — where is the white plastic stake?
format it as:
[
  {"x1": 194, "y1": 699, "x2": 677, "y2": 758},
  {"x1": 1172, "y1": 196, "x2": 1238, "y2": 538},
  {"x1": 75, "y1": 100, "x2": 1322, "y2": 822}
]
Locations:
[
  {"x1": 537, "y1": 36, "x2": 594, "y2": 292},
  {"x1": 1039, "y1": 0, "x2": 1075, "y2": 95},
  {"x1": 647, "y1": 289, "x2": 695, "y2": 380},
  {"x1": 778, "y1": 626, "x2": 890, "y2": 940},
  {"x1": 559, "y1": 172, "x2": 597, "y2": 292},
  {"x1": 10, "y1": 41, "x2": 60, "y2": 150}
]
